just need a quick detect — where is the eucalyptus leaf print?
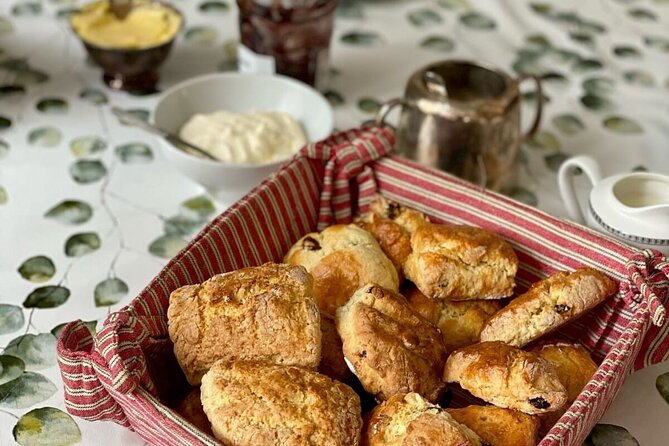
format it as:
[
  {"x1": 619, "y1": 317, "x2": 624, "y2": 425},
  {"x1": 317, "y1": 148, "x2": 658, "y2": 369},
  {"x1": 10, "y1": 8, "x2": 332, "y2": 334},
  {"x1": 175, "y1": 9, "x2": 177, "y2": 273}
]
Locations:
[
  {"x1": 24, "y1": 286, "x2": 70, "y2": 309},
  {"x1": 0, "y1": 185, "x2": 7, "y2": 204},
  {"x1": 644, "y1": 36, "x2": 669, "y2": 52},
  {"x1": 420, "y1": 36, "x2": 455, "y2": 52},
  {"x1": 0, "y1": 16, "x2": 13, "y2": 35},
  {"x1": 583, "y1": 77, "x2": 615, "y2": 96},
  {"x1": 117, "y1": 108, "x2": 150, "y2": 124},
  {"x1": 184, "y1": 26, "x2": 218, "y2": 45},
  {"x1": 628, "y1": 8, "x2": 657, "y2": 21},
  {"x1": 79, "y1": 87, "x2": 108, "y2": 105},
  {"x1": 28, "y1": 127, "x2": 62, "y2": 147},
  {"x1": 340, "y1": 31, "x2": 382, "y2": 46},
  {"x1": 0, "y1": 372, "x2": 57, "y2": 409},
  {"x1": 521, "y1": 91, "x2": 550, "y2": 104},
  {"x1": 407, "y1": 9, "x2": 442, "y2": 27},
  {"x1": 540, "y1": 72, "x2": 568, "y2": 86},
  {"x1": 0, "y1": 84, "x2": 25, "y2": 100},
  {"x1": 459, "y1": 11, "x2": 496, "y2": 29},
  {"x1": 0, "y1": 138, "x2": 8, "y2": 158},
  {"x1": 632, "y1": 165, "x2": 648, "y2": 172},
  {"x1": 529, "y1": 3, "x2": 552, "y2": 16},
  {"x1": 18, "y1": 256, "x2": 56, "y2": 283},
  {"x1": 0, "y1": 355, "x2": 25, "y2": 385},
  {"x1": 94, "y1": 277, "x2": 129, "y2": 307},
  {"x1": 569, "y1": 31, "x2": 594, "y2": 46},
  {"x1": 584, "y1": 424, "x2": 639, "y2": 445},
  {"x1": 623, "y1": 70, "x2": 655, "y2": 87},
  {"x1": 508, "y1": 187, "x2": 538, "y2": 206},
  {"x1": 0, "y1": 115, "x2": 12, "y2": 130},
  {"x1": 337, "y1": 0, "x2": 363, "y2": 18},
  {"x1": 0, "y1": 304, "x2": 24, "y2": 335},
  {"x1": 181, "y1": 195, "x2": 216, "y2": 220},
  {"x1": 358, "y1": 97, "x2": 382, "y2": 115},
  {"x1": 115, "y1": 142, "x2": 154, "y2": 163},
  {"x1": 613, "y1": 45, "x2": 642, "y2": 58},
  {"x1": 572, "y1": 58, "x2": 603, "y2": 73},
  {"x1": 164, "y1": 215, "x2": 203, "y2": 237},
  {"x1": 70, "y1": 136, "x2": 107, "y2": 157},
  {"x1": 13, "y1": 407, "x2": 82, "y2": 446},
  {"x1": 11, "y1": 1, "x2": 42, "y2": 16},
  {"x1": 36, "y1": 97, "x2": 68, "y2": 114},
  {"x1": 4, "y1": 333, "x2": 58, "y2": 370},
  {"x1": 14, "y1": 68, "x2": 49, "y2": 86},
  {"x1": 544, "y1": 152, "x2": 568, "y2": 172},
  {"x1": 69, "y1": 160, "x2": 107, "y2": 184},
  {"x1": 526, "y1": 131, "x2": 561, "y2": 150},
  {"x1": 656, "y1": 371, "x2": 669, "y2": 404},
  {"x1": 65, "y1": 232, "x2": 101, "y2": 257},
  {"x1": 526, "y1": 34, "x2": 551, "y2": 49},
  {"x1": 552, "y1": 114, "x2": 585, "y2": 135},
  {"x1": 603, "y1": 116, "x2": 643, "y2": 134},
  {"x1": 51, "y1": 320, "x2": 96, "y2": 339},
  {"x1": 199, "y1": 1, "x2": 229, "y2": 13},
  {"x1": 581, "y1": 94, "x2": 615, "y2": 112},
  {"x1": 149, "y1": 234, "x2": 188, "y2": 258},
  {"x1": 437, "y1": 0, "x2": 470, "y2": 9},
  {"x1": 324, "y1": 90, "x2": 345, "y2": 106},
  {"x1": 44, "y1": 200, "x2": 93, "y2": 225}
]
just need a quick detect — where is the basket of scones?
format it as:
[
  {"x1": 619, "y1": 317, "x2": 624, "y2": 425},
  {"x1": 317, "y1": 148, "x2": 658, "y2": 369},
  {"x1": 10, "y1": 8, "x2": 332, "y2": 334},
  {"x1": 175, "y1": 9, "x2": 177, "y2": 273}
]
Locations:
[{"x1": 57, "y1": 126, "x2": 669, "y2": 446}]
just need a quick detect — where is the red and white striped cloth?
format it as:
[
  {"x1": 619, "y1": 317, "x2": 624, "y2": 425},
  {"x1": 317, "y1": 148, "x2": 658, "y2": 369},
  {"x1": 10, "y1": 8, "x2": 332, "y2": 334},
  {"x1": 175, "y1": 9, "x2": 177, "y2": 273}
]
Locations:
[{"x1": 58, "y1": 126, "x2": 669, "y2": 446}]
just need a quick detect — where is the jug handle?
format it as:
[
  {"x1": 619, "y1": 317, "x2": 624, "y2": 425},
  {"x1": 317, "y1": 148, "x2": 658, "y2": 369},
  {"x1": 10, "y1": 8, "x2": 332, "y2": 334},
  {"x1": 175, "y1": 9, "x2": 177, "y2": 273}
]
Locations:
[
  {"x1": 557, "y1": 155, "x2": 603, "y2": 224},
  {"x1": 375, "y1": 98, "x2": 408, "y2": 127},
  {"x1": 518, "y1": 74, "x2": 543, "y2": 141}
]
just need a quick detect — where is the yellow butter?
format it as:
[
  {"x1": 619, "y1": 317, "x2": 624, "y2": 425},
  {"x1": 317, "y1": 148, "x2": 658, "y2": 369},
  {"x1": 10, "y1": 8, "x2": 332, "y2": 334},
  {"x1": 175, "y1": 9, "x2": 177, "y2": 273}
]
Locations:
[{"x1": 70, "y1": 0, "x2": 182, "y2": 49}]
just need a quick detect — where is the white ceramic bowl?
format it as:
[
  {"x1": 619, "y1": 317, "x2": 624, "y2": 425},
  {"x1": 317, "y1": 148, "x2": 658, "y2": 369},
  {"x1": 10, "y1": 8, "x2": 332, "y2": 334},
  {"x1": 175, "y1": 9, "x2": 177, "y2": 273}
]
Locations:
[{"x1": 154, "y1": 72, "x2": 334, "y2": 203}]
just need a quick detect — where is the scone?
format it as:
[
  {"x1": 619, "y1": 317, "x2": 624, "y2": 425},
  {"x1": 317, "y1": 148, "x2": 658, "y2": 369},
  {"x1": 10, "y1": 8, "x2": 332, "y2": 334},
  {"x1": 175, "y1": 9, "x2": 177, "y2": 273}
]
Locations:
[
  {"x1": 356, "y1": 195, "x2": 428, "y2": 273},
  {"x1": 443, "y1": 341, "x2": 567, "y2": 415},
  {"x1": 480, "y1": 268, "x2": 617, "y2": 347},
  {"x1": 404, "y1": 223, "x2": 518, "y2": 300},
  {"x1": 319, "y1": 315, "x2": 354, "y2": 383},
  {"x1": 362, "y1": 393, "x2": 485, "y2": 446},
  {"x1": 167, "y1": 262, "x2": 321, "y2": 384},
  {"x1": 530, "y1": 341, "x2": 598, "y2": 435},
  {"x1": 447, "y1": 405, "x2": 540, "y2": 446},
  {"x1": 404, "y1": 284, "x2": 501, "y2": 352},
  {"x1": 284, "y1": 224, "x2": 399, "y2": 317},
  {"x1": 336, "y1": 284, "x2": 448, "y2": 402},
  {"x1": 175, "y1": 388, "x2": 213, "y2": 436},
  {"x1": 201, "y1": 361, "x2": 362, "y2": 446}
]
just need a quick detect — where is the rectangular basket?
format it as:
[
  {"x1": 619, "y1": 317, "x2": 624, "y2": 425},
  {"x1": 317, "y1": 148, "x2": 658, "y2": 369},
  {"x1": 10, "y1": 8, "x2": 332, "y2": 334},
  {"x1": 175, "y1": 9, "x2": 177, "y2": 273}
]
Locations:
[{"x1": 57, "y1": 126, "x2": 669, "y2": 446}]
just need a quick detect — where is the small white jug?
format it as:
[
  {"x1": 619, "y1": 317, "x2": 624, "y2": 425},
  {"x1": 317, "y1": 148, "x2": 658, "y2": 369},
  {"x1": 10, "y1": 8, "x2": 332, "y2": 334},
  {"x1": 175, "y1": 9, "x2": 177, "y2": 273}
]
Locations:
[{"x1": 558, "y1": 155, "x2": 669, "y2": 255}]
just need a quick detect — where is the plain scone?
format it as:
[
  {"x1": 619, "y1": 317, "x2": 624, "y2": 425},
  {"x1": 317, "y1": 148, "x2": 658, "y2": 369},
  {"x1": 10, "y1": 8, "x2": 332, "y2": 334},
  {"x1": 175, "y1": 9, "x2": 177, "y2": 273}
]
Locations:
[
  {"x1": 480, "y1": 268, "x2": 617, "y2": 347},
  {"x1": 447, "y1": 405, "x2": 540, "y2": 446},
  {"x1": 284, "y1": 224, "x2": 399, "y2": 318},
  {"x1": 318, "y1": 315, "x2": 353, "y2": 383},
  {"x1": 336, "y1": 284, "x2": 448, "y2": 402},
  {"x1": 362, "y1": 393, "x2": 485, "y2": 446},
  {"x1": 404, "y1": 284, "x2": 501, "y2": 352},
  {"x1": 167, "y1": 262, "x2": 321, "y2": 384},
  {"x1": 201, "y1": 361, "x2": 362, "y2": 446},
  {"x1": 444, "y1": 341, "x2": 567, "y2": 415},
  {"x1": 404, "y1": 223, "x2": 518, "y2": 300},
  {"x1": 356, "y1": 195, "x2": 428, "y2": 274}
]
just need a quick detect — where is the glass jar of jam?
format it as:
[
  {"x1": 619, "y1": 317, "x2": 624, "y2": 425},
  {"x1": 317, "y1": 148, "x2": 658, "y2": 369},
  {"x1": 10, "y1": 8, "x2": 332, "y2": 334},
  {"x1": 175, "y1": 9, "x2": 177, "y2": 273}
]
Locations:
[{"x1": 236, "y1": 0, "x2": 338, "y2": 89}]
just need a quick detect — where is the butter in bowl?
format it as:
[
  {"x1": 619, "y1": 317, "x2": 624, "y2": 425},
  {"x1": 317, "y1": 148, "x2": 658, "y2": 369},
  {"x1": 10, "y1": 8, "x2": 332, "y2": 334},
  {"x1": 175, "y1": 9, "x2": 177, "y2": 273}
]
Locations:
[
  {"x1": 69, "y1": 0, "x2": 183, "y2": 91},
  {"x1": 153, "y1": 72, "x2": 334, "y2": 204}
]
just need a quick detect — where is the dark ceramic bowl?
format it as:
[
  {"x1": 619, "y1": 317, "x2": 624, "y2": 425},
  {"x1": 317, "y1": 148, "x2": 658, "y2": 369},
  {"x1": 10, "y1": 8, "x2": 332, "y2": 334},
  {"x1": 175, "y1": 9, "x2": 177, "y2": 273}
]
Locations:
[{"x1": 70, "y1": 2, "x2": 183, "y2": 92}]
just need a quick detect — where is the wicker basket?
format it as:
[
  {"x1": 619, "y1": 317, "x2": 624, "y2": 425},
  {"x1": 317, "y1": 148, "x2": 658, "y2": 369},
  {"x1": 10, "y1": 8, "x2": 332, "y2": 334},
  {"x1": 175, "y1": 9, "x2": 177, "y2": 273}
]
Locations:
[{"x1": 57, "y1": 126, "x2": 669, "y2": 446}]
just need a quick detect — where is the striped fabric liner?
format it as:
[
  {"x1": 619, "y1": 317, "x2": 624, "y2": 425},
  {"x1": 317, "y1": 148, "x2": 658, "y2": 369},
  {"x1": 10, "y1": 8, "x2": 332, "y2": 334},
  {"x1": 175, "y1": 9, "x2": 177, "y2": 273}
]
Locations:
[{"x1": 57, "y1": 126, "x2": 669, "y2": 446}]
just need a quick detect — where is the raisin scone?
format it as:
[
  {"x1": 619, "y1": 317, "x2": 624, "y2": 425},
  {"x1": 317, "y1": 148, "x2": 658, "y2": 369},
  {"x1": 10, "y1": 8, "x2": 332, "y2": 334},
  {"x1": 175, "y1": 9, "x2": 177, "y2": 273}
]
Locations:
[
  {"x1": 356, "y1": 195, "x2": 428, "y2": 274},
  {"x1": 530, "y1": 341, "x2": 599, "y2": 435},
  {"x1": 201, "y1": 361, "x2": 362, "y2": 446},
  {"x1": 284, "y1": 224, "x2": 399, "y2": 318},
  {"x1": 362, "y1": 393, "x2": 486, "y2": 446},
  {"x1": 480, "y1": 268, "x2": 617, "y2": 347},
  {"x1": 404, "y1": 223, "x2": 518, "y2": 301},
  {"x1": 404, "y1": 284, "x2": 501, "y2": 352},
  {"x1": 447, "y1": 405, "x2": 540, "y2": 446},
  {"x1": 167, "y1": 262, "x2": 321, "y2": 385},
  {"x1": 443, "y1": 341, "x2": 567, "y2": 415},
  {"x1": 336, "y1": 284, "x2": 448, "y2": 403},
  {"x1": 175, "y1": 388, "x2": 213, "y2": 436}
]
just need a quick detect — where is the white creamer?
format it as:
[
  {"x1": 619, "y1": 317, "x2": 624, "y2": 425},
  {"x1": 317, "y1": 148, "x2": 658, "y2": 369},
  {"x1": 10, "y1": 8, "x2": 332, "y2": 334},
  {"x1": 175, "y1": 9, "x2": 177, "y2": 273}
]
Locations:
[{"x1": 179, "y1": 110, "x2": 307, "y2": 164}]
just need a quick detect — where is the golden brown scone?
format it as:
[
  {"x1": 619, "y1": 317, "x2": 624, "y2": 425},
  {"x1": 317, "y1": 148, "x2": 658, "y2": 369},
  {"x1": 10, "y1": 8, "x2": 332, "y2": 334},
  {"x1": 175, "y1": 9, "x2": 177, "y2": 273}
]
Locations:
[
  {"x1": 318, "y1": 315, "x2": 354, "y2": 383},
  {"x1": 284, "y1": 224, "x2": 399, "y2": 318},
  {"x1": 363, "y1": 393, "x2": 485, "y2": 446},
  {"x1": 356, "y1": 196, "x2": 428, "y2": 273},
  {"x1": 443, "y1": 341, "x2": 567, "y2": 415},
  {"x1": 480, "y1": 268, "x2": 617, "y2": 347},
  {"x1": 336, "y1": 284, "x2": 448, "y2": 403},
  {"x1": 404, "y1": 284, "x2": 501, "y2": 352},
  {"x1": 175, "y1": 388, "x2": 213, "y2": 436},
  {"x1": 167, "y1": 262, "x2": 321, "y2": 385},
  {"x1": 404, "y1": 223, "x2": 518, "y2": 301},
  {"x1": 446, "y1": 405, "x2": 540, "y2": 446},
  {"x1": 201, "y1": 361, "x2": 362, "y2": 446},
  {"x1": 530, "y1": 341, "x2": 598, "y2": 436}
]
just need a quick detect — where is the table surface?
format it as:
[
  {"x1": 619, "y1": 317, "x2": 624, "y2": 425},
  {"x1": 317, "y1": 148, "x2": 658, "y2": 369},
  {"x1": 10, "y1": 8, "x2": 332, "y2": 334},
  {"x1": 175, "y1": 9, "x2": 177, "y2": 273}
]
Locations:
[{"x1": 1, "y1": 0, "x2": 668, "y2": 445}]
